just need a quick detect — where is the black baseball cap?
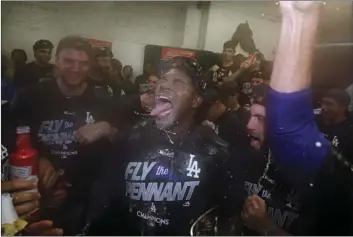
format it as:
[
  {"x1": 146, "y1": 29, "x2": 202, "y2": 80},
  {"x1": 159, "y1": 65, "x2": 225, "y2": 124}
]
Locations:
[
  {"x1": 158, "y1": 56, "x2": 206, "y2": 96},
  {"x1": 33, "y1": 39, "x2": 54, "y2": 50}
]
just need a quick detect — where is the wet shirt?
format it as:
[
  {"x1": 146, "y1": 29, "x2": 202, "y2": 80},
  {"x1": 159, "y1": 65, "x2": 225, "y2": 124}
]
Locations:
[
  {"x1": 1, "y1": 102, "x2": 16, "y2": 182},
  {"x1": 231, "y1": 145, "x2": 353, "y2": 236},
  {"x1": 82, "y1": 121, "x2": 245, "y2": 236},
  {"x1": 11, "y1": 80, "x2": 116, "y2": 185},
  {"x1": 214, "y1": 110, "x2": 249, "y2": 148},
  {"x1": 316, "y1": 116, "x2": 353, "y2": 162},
  {"x1": 14, "y1": 61, "x2": 54, "y2": 88}
]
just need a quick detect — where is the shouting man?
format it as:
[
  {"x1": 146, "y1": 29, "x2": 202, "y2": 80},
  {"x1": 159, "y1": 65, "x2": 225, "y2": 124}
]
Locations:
[
  {"x1": 233, "y1": 1, "x2": 352, "y2": 236},
  {"x1": 74, "y1": 56, "x2": 245, "y2": 236}
]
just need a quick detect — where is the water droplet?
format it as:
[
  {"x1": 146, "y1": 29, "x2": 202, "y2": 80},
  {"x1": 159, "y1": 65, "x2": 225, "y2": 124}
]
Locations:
[{"x1": 315, "y1": 142, "x2": 322, "y2": 147}]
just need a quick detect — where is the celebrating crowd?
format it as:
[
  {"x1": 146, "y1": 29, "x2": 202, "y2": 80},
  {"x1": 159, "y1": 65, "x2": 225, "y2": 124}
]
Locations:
[{"x1": 1, "y1": 1, "x2": 353, "y2": 236}]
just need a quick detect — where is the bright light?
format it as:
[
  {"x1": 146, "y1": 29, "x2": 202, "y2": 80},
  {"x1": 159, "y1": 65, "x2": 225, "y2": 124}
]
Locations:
[
  {"x1": 275, "y1": 2, "x2": 279, "y2": 5},
  {"x1": 261, "y1": 13, "x2": 265, "y2": 17},
  {"x1": 322, "y1": 2, "x2": 326, "y2": 5}
]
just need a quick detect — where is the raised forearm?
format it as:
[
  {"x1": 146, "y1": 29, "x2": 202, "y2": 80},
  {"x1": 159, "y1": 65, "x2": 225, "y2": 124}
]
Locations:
[
  {"x1": 224, "y1": 68, "x2": 246, "y2": 83},
  {"x1": 270, "y1": 9, "x2": 320, "y2": 92}
]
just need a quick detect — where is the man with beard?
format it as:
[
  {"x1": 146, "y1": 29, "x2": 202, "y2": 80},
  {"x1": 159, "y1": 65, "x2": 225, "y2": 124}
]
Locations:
[
  {"x1": 316, "y1": 89, "x2": 353, "y2": 162},
  {"x1": 235, "y1": 2, "x2": 352, "y2": 236},
  {"x1": 14, "y1": 40, "x2": 54, "y2": 88},
  {"x1": 89, "y1": 47, "x2": 122, "y2": 99},
  {"x1": 71, "y1": 56, "x2": 245, "y2": 236},
  {"x1": 11, "y1": 36, "x2": 118, "y2": 220}
]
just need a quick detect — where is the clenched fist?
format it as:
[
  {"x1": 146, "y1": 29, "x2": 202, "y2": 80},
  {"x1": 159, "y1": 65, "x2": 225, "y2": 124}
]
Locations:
[{"x1": 241, "y1": 195, "x2": 273, "y2": 233}]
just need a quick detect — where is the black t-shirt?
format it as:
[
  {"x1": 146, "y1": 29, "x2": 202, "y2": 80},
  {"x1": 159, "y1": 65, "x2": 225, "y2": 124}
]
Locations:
[
  {"x1": 81, "y1": 122, "x2": 245, "y2": 236},
  {"x1": 316, "y1": 116, "x2": 353, "y2": 162},
  {"x1": 14, "y1": 61, "x2": 54, "y2": 88},
  {"x1": 88, "y1": 76, "x2": 123, "y2": 100},
  {"x1": 230, "y1": 145, "x2": 353, "y2": 236},
  {"x1": 1, "y1": 102, "x2": 16, "y2": 182},
  {"x1": 11, "y1": 80, "x2": 116, "y2": 187},
  {"x1": 214, "y1": 110, "x2": 250, "y2": 148},
  {"x1": 210, "y1": 64, "x2": 239, "y2": 86}
]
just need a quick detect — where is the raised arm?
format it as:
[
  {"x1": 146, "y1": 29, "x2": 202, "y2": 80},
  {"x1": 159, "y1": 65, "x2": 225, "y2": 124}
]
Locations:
[{"x1": 267, "y1": 2, "x2": 331, "y2": 186}]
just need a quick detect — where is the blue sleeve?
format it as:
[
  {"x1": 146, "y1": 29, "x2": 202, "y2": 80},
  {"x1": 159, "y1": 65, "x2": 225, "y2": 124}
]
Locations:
[{"x1": 266, "y1": 88, "x2": 331, "y2": 187}]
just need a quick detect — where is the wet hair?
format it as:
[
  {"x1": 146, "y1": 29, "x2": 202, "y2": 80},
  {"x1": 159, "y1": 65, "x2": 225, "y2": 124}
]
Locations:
[
  {"x1": 111, "y1": 58, "x2": 122, "y2": 72},
  {"x1": 33, "y1": 39, "x2": 54, "y2": 50},
  {"x1": 11, "y1": 49, "x2": 27, "y2": 62},
  {"x1": 158, "y1": 56, "x2": 206, "y2": 95},
  {"x1": 324, "y1": 89, "x2": 351, "y2": 108},
  {"x1": 55, "y1": 36, "x2": 92, "y2": 59},
  {"x1": 223, "y1": 40, "x2": 237, "y2": 51}
]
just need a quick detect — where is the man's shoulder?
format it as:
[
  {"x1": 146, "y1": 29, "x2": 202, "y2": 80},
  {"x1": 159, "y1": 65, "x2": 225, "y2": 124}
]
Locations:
[
  {"x1": 17, "y1": 79, "x2": 54, "y2": 98},
  {"x1": 192, "y1": 125, "x2": 230, "y2": 161}
]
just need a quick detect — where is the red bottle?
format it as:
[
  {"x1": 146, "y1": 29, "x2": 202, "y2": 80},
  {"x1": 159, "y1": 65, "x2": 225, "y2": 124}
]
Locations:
[{"x1": 10, "y1": 126, "x2": 39, "y2": 191}]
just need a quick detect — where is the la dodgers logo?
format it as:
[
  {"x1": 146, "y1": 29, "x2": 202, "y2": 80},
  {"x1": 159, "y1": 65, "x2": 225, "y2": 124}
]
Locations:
[
  {"x1": 85, "y1": 112, "x2": 95, "y2": 125},
  {"x1": 186, "y1": 154, "x2": 201, "y2": 178}
]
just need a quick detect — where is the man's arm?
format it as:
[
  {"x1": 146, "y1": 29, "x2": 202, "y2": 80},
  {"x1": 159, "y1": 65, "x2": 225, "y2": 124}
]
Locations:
[{"x1": 267, "y1": 2, "x2": 331, "y2": 186}]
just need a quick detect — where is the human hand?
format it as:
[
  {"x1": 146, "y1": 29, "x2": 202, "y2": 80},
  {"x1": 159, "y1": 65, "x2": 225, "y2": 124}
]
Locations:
[
  {"x1": 241, "y1": 195, "x2": 272, "y2": 233},
  {"x1": 280, "y1": 1, "x2": 322, "y2": 17},
  {"x1": 39, "y1": 158, "x2": 58, "y2": 189},
  {"x1": 25, "y1": 220, "x2": 63, "y2": 236},
  {"x1": 2, "y1": 180, "x2": 40, "y2": 220},
  {"x1": 77, "y1": 121, "x2": 111, "y2": 145},
  {"x1": 211, "y1": 65, "x2": 220, "y2": 72}
]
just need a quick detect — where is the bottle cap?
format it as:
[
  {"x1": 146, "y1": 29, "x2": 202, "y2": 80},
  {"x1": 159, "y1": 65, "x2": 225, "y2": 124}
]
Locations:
[{"x1": 16, "y1": 126, "x2": 30, "y2": 134}]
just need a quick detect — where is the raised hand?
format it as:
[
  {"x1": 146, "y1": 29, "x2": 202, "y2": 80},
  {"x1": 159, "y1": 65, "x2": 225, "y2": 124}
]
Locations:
[{"x1": 280, "y1": 1, "x2": 322, "y2": 16}]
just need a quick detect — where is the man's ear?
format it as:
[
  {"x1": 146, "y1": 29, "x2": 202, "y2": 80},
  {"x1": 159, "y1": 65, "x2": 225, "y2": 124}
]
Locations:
[{"x1": 192, "y1": 94, "x2": 203, "y2": 108}]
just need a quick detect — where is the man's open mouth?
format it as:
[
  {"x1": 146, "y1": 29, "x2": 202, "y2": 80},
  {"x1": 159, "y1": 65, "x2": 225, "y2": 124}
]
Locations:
[
  {"x1": 150, "y1": 95, "x2": 173, "y2": 118},
  {"x1": 249, "y1": 135, "x2": 261, "y2": 149}
]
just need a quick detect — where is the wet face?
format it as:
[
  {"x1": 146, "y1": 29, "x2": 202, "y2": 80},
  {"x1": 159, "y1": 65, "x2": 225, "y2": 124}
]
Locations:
[
  {"x1": 151, "y1": 68, "x2": 202, "y2": 130},
  {"x1": 55, "y1": 48, "x2": 90, "y2": 87},
  {"x1": 321, "y1": 97, "x2": 344, "y2": 121},
  {"x1": 96, "y1": 56, "x2": 112, "y2": 74},
  {"x1": 247, "y1": 103, "x2": 266, "y2": 150},
  {"x1": 223, "y1": 48, "x2": 235, "y2": 61},
  {"x1": 251, "y1": 77, "x2": 264, "y2": 87},
  {"x1": 34, "y1": 48, "x2": 52, "y2": 64}
]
